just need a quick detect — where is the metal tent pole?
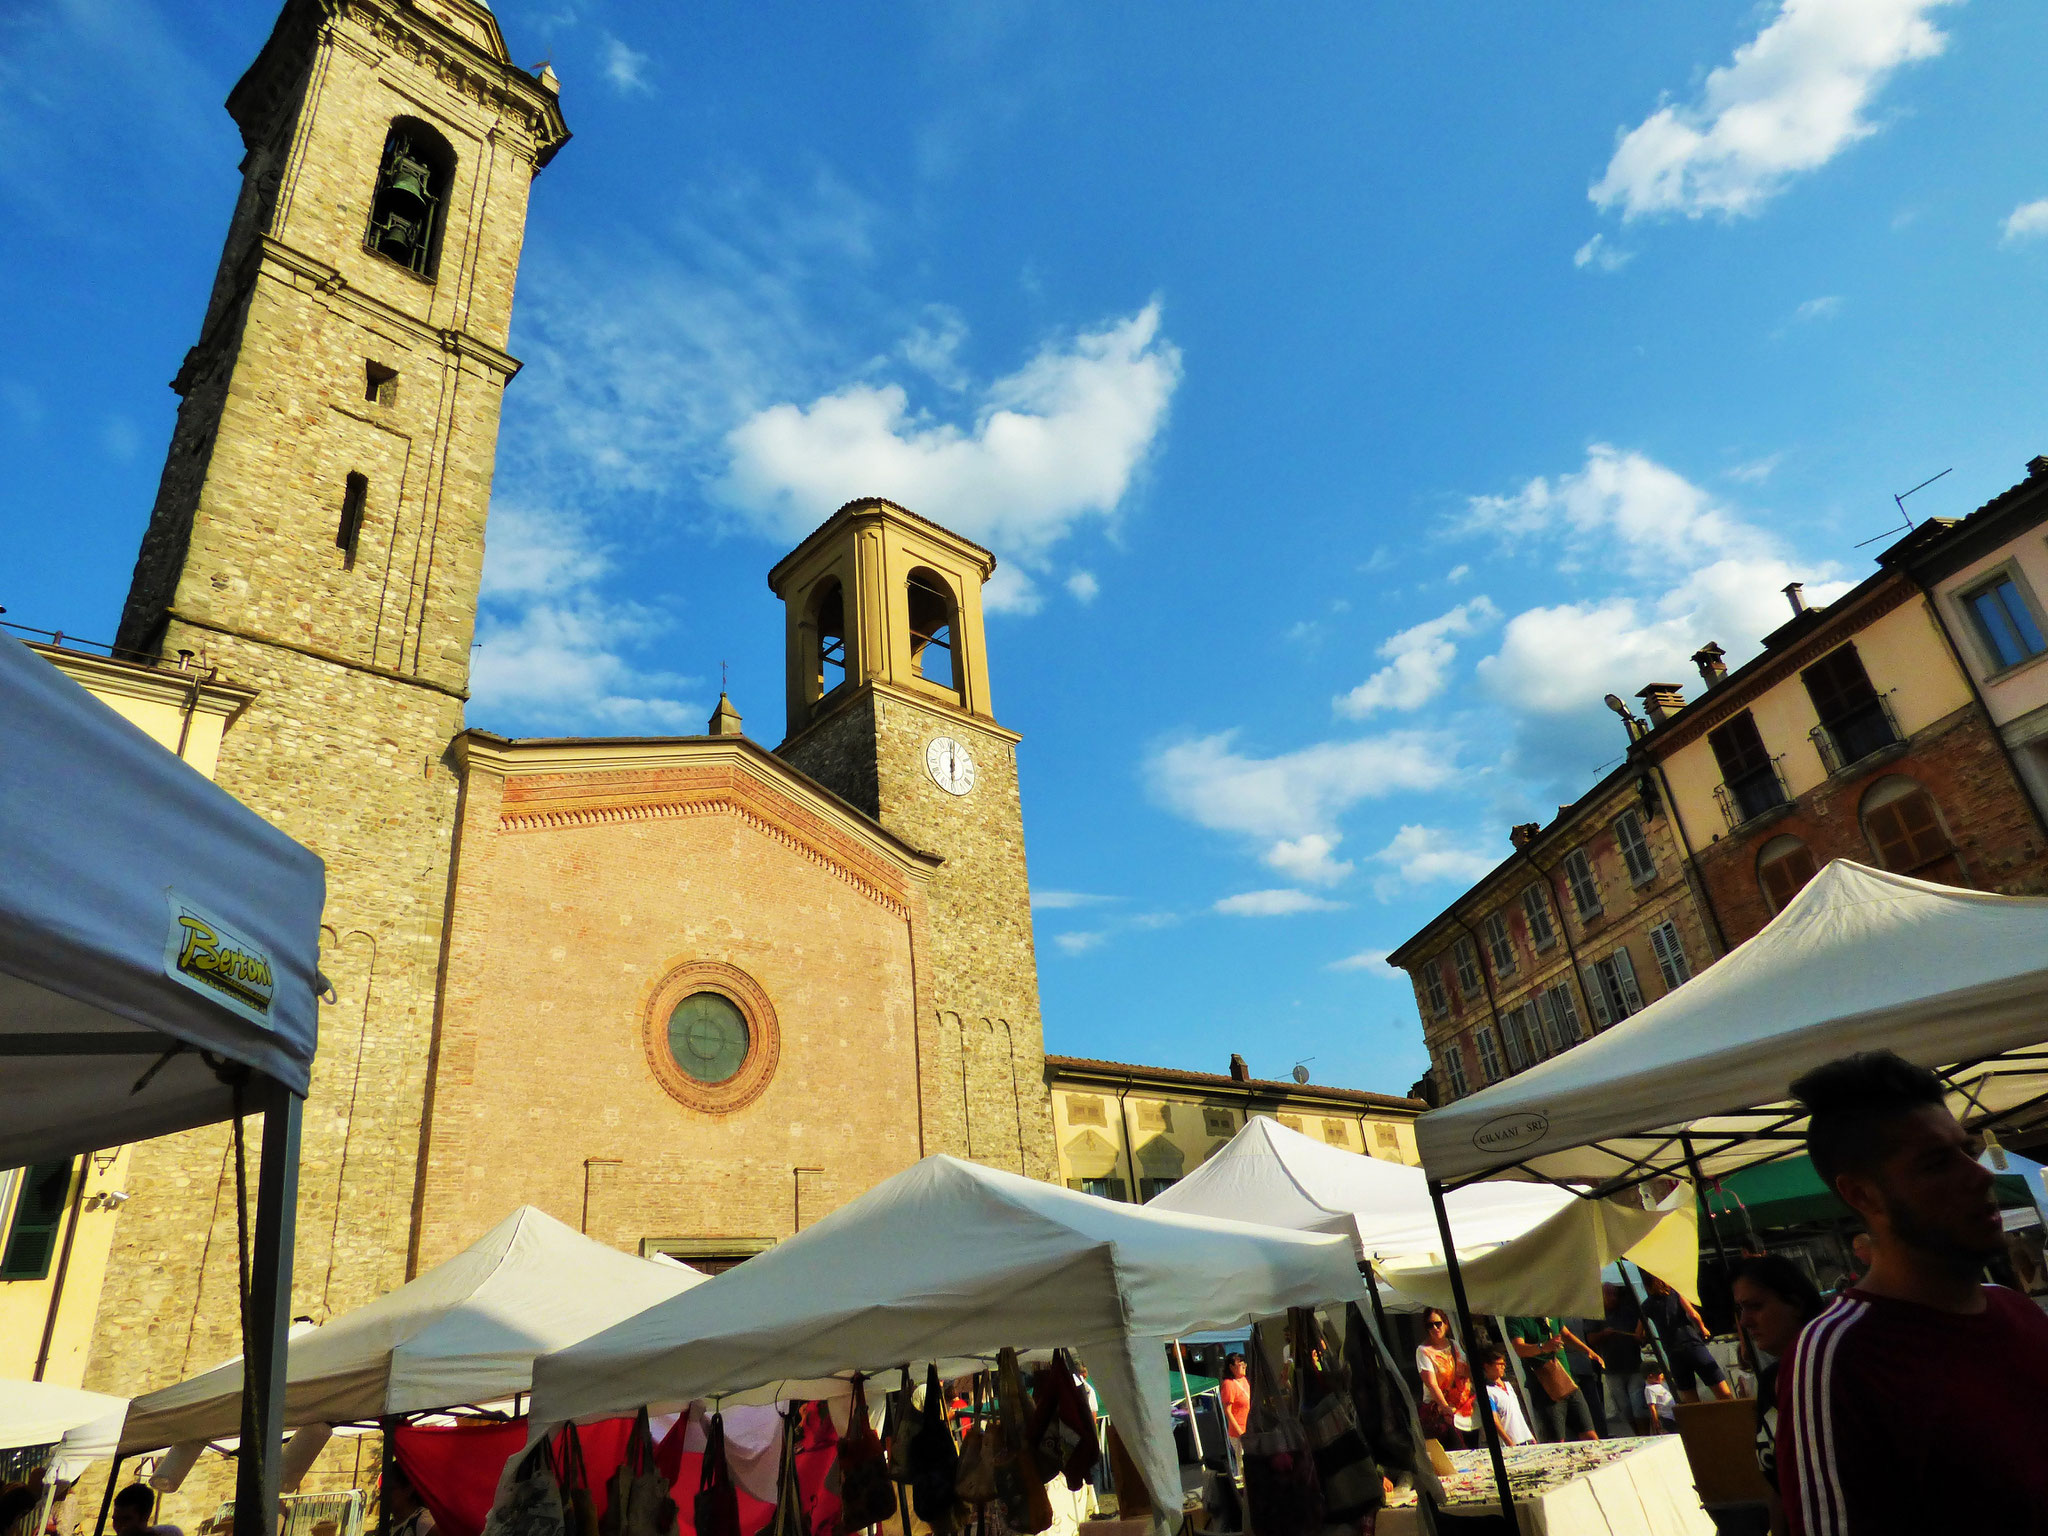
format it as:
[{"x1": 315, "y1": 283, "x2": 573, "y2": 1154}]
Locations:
[
  {"x1": 1683, "y1": 1135, "x2": 1735, "y2": 1326},
  {"x1": 236, "y1": 1077, "x2": 303, "y2": 1536},
  {"x1": 1428, "y1": 1179, "x2": 1521, "y2": 1534},
  {"x1": 1360, "y1": 1260, "x2": 1395, "y2": 1365},
  {"x1": 1171, "y1": 1339, "x2": 1204, "y2": 1460},
  {"x1": 92, "y1": 1454, "x2": 124, "y2": 1536}
]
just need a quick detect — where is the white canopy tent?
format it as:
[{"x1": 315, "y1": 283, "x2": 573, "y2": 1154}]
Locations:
[
  {"x1": 531, "y1": 1155, "x2": 1366, "y2": 1535},
  {"x1": 0, "y1": 638, "x2": 325, "y2": 1163},
  {"x1": 0, "y1": 1380, "x2": 128, "y2": 1470},
  {"x1": 121, "y1": 1206, "x2": 704, "y2": 1452},
  {"x1": 1417, "y1": 861, "x2": 2048, "y2": 1193},
  {"x1": 1149, "y1": 1116, "x2": 1696, "y2": 1315},
  {"x1": 2, "y1": 637, "x2": 326, "y2": 1536}
]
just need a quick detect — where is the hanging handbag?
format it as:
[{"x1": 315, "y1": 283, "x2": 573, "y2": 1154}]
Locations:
[
  {"x1": 955, "y1": 1374, "x2": 998, "y2": 1509},
  {"x1": 482, "y1": 1437, "x2": 568, "y2": 1536},
  {"x1": 554, "y1": 1425, "x2": 601, "y2": 1536},
  {"x1": 1531, "y1": 1350, "x2": 1578, "y2": 1403},
  {"x1": 602, "y1": 1408, "x2": 680, "y2": 1536},
  {"x1": 837, "y1": 1376, "x2": 899, "y2": 1533},
  {"x1": 1238, "y1": 1329, "x2": 1324, "y2": 1536},
  {"x1": 768, "y1": 1405, "x2": 811, "y2": 1536},
  {"x1": 1342, "y1": 1303, "x2": 1417, "y2": 1481},
  {"x1": 886, "y1": 1369, "x2": 921, "y2": 1484},
  {"x1": 696, "y1": 1414, "x2": 743, "y2": 1536},
  {"x1": 990, "y1": 1350, "x2": 1052, "y2": 1536},
  {"x1": 907, "y1": 1365, "x2": 961, "y2": 1536},
  {"x1": 1026, "y1": 1353, "x2": 1099, "y2": 1493},
  {"x1": 1290, "y1": 1309, "x2": 1383, "y2": 1526}
]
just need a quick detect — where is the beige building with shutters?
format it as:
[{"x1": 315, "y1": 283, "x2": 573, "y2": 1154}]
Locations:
[{"x1": 1044, "y1": 1054, "x2": 1425, "y2": 1202}]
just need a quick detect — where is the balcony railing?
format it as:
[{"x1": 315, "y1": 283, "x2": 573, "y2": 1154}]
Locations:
[
  {"x1": 1811, "y1": 691, "x2": 1903, "y2": 775},
  {"x1": 1714, "y1": 755, "x2": 1791, "y2": 830}
]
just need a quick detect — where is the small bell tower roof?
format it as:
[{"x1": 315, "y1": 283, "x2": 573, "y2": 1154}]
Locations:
[{"x1": 707, "y1": 691, "x2": 744, "y2": 737}]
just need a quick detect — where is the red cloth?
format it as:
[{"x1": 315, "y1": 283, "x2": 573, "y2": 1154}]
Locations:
[
  {"x1": 394, "y1": 1408, "x2": 840, "y2": 1536},
  {"x1": 392, "y1": 1421, "x2": 530, "y2": 1536},
  {"x1": 1777, "y1": 1285, "x2": 2048, "y2": 1535}
]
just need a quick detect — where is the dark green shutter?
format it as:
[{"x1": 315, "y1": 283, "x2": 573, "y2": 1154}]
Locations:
[{"x1": 1, "y1": 1160, "x2": 77, "y2": 1280}]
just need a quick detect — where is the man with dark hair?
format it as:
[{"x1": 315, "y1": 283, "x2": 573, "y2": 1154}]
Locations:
[
  {"x1": 109, "y1": 1484, "x2": 180, "y2": 1536},
  {"x1": 1777, "y1": 1050, "x2": 2048, "y2": 1535}
]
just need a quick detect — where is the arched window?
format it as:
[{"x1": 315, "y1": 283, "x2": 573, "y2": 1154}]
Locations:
[
  {"x1": 809, "y1": 578, "x2": 846, "y2": 697},
  {"x1": 364, "y1": 119, "x2": 455, "y2": 279},
  {"x1": 1756, "y1": 834, "x2": 1818, "y2": 914},
  {"x1": 1860, "y1": 775, "x2": 1965, "y2": 885},
  {"x1": 906, "y1": 568, "x2": 957, "y2": 691}
]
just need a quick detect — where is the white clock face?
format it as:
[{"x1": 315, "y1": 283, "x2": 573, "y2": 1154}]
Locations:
[{"x1": 926, "y1": 736, "x2": 976, "y2": 796}]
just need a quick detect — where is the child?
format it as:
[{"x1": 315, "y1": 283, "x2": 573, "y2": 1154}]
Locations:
[
  {"x1": 1643, "y1": 1368, "x2": 1678, "y2": 1433},
  {"x1": 1476, "y1": 1345, "x2": 1535, "y2": 1447}
]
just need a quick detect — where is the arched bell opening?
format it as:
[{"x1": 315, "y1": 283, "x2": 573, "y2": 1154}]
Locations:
[{"x1": 364, "y1": 118, "x2": 456, "y2": 280}]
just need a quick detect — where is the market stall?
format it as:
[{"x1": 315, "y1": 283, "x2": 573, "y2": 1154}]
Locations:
[
  {"x1": 1149, "y1": 1114, "x2": 1698, "y2": 1315},
  {"x1": 530, "y1": 1154, "x2": 1373, "y2": 1535},
  {"x1": 119, "y1": 1206, "x2": 702, "y2": 1531},
  {"x1": 0, "y1": 637, "x2": 326, "y2": 1536},
  {"x1": 1413, "y1": 859, "x2": 2048, "y2": 1527},
  {"x1": 1378, "y1": 1438, "x2": 1712, "y2": 1536}
]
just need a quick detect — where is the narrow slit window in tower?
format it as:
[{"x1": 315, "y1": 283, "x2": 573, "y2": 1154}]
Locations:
[
  {"x1": 337, "y1": 472, "x2": 369, "y2": 569},
  {"x1": 907, "y1": 570, "x2": 955, "y2": 690}
]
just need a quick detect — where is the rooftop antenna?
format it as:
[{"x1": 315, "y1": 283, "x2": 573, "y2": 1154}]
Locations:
[
  {"x1": 1855, "y1": 467, "x2": 1951, "y2": 548},
  {"x1": 1291, "y1": 1059, "x2": 1314, "y2": 1084}
]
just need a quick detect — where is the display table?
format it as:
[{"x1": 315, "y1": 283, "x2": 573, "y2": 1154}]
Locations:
[{"x1": 1377, "y1": 1437, "x2": 1713, "y2": 1535}]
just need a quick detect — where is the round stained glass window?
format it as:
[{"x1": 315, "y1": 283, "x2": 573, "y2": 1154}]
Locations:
[{"x1": 667, "y1": 991, "x2": 750, "y2": 1084}]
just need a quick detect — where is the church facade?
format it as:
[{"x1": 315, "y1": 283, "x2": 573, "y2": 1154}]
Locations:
[{"x1": 67, "y1": 0, "x2": 1055, "y2": 1454}]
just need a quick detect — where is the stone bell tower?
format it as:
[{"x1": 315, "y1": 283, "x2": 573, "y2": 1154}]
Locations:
[
  {"x1": 769, "y1": 499, "x2": 1057, "y2": 1180},
  {"x1": 91, "y1": 0, "x2": 566, "y2": 1419}
]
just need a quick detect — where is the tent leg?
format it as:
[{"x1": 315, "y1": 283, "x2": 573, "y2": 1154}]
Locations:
[
  {"x1": 1428, "y1": 1180, "x2": 1521, "y2": 1534},
  {"x1": 1361, "y1": 1261, "x2": 1394, "y2": 1364},
  {"x1": 378, "y1": 1417, "x2": 397, "y2": 1536},
  {"x1": 93, "y1": 1455, "x2": 124, "y2": 1536},
  {"x1": 1682, "y1": 1136, "x2": 1736, "y2": 1309},
  {"x1": 237, "y1": 1078, "x2": 303, "y2": 1536}
]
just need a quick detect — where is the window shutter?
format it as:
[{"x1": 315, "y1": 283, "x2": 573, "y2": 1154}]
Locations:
[
  {"x1": 1546, "y1": 984, "x2": 1583, "y2": 1049},
  {"x1": 1868, "y1": 789, "x2": 1951, "y2": 872},
  {"x1": 1582, "y1": 966, "x2": 1612, "y2": 1029},
  {"x1": 1708, "y1": 712, "x2": 1771, "y2": 780},
  {"x1": 1760, "y1": 843, "x2": 1818, "y2": 911},
  {"x1": 1611, "y1": 946, "x2": 1645, "y2": 1012},
  {"x1": 0, "y1": 1160, "x2": 75, "y2": 1281}
]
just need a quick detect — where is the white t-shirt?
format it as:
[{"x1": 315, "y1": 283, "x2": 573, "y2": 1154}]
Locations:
[
  {"x1": 1486, "y1": 1381, "x2": 1534, "y2": 1447},
  {"x1": 1645, "y1": 1380, "x2": 1676, "y2": 1419}
]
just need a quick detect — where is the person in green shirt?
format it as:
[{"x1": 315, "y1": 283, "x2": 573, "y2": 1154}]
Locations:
[{"x1": 1506, "y1": 1316, "x2": 1603, "y2": 1442}]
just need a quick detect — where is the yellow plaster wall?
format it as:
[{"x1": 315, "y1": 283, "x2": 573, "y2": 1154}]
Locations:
[{"x1": 0, "y1": 1149, "x2": 134, "y2": 1386}]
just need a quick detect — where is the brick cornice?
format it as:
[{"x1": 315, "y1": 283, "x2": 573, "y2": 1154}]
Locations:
[{"x1": 467, "y1": 746, "x2": 937, "y2": 917}]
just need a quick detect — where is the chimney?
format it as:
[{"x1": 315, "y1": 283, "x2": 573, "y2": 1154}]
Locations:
[
  {"x1": 1782, "y1": 582, "x2": 1808, "y2": 617},
  {"x1": 1229, "y1": 1053, "x2": 1251, "y2": 1083},
  {"x1": 707, "y1": 692, "x2": 744, "y2": 737},
  {"x1": 1509, "y1": 822, "x2": 1541, "y2": 850},
  {"x1": 1637, "y1": 683, "x2": 1686, "y2": 726},
  {"x1": 2030, "y1": 456, "x2": 2048, "y2": 480},
  {"x1": 1692, "y1": 642, "x2": 1727, "y2": 686}
]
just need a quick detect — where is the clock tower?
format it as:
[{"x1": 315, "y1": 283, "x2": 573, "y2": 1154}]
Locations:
[{"x1": 770, "y1": 498, "x2": 1056, "y2": 1179}]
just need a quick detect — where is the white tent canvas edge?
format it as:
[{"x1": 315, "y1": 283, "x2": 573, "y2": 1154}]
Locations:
[
  {"x1": 119, "y1": 1205, "x2": 704, "y2": 1454},
  {"x1": 530, "y1": 1155, "x2": 1368, "y2": 1536},
  {"x1": 1416, "y1": 861, "x2": 2048, "y2": 1189}
]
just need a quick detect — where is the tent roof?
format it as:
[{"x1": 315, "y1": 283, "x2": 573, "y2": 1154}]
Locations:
[
  {"x1": 0, "y1": 640, "x2": 325, "y2": 1165},
  {"x1": 121, "y1": 1206, "x2": 702, "y2": 1452},
  {"x1": 1147, "y1": 1114, "x2": 1576, "y2": 1261},
  {"x1": 531, "y1": 1155, "x2": 1364, "y2": 1533},
  {"x1": 0, "y1": 1380, "x2": 127, "y2": 1456},
  {"x1": 1416, "y1": 861, "x2": 2048, "y2": 1189}
]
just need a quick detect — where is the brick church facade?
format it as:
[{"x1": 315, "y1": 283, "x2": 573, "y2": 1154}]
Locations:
[{"x1": 72, "y1": 0, "x2": 1056, "y2": 1488}]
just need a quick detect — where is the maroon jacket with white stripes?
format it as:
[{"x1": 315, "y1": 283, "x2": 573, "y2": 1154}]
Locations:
[{"x1": 1776, "y1": 1285, "x2": 2048, "y2": 1535}]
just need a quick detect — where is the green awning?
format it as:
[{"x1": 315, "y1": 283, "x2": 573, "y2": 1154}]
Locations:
[
  {"x1": 1168, "y1": 1371, "x2": 1219, "y2": 1405},
  {"x1": 1701, "y1": 1153, "x2": 2036, "y2": 1231}
]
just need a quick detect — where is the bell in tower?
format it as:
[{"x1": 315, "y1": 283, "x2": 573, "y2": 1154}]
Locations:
[{"x1": 365, "y1": 122, "x2": 451, "y2": 277}]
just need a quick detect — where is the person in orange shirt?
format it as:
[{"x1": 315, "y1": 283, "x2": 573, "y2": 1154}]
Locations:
[{"x1": 1218, "y1": 1352, "x2": 1251, "y2": 1480}]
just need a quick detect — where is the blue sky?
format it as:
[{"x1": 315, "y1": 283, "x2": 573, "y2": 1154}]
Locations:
[{"x1": 9, "y1": 0, "x2": 2048, "y2": 1096}]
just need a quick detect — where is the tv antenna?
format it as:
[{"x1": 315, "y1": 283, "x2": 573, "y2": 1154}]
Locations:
[
  {"x1": 1291, "y1": 1059, "x2": 1314, "y2": 1084},
  {"x1": 1855, "y1": 467, "x2": 1951, "y2": 548}
]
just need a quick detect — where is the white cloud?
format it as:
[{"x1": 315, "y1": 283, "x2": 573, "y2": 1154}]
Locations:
[
  {"x1": 1328, "y1": 948, "x2": 1397, "y2": 973},
  {"x1": 898, "y1": 305, "x2": 971, "y2": 390},
  {"x1": 1213, "y1": 890, "x2": 1345, "y2": 917},
  {"x1": 1147, "y1": 729, "x2": 1457, "y2": 890},
  {"x1": 1462, "y1": 443, "x2": 1773, "y2": 578},
  {"x1": 1573, "y1": 234, "x2": 1634, "y2": 272},
  {"x1": 722, "y1": 302, "x2": 1181, "y2": 566},
  {"x1": 1032, "y1": 890, "x2": 1115, "y2": 910},
  {"x1": 1590, "y1": 0, "x2": 1953, "y2": 220},
  {"x1": 1726, "y1": 452, "x2": 1786, "y2": 484},
  {"x1": 1369, "y1": 825, "x2": 1501, "y2": 894},
  {"x1": 1335, "y1": 598, "x2": 1500, "y2": 720},
  {"x1": 1792, "y1": 295, "x2": 1844, "y2": 323},
  {"x1": 1066, "y1": 570, "x2": 1101, "y2": 603},
  {"x1": 1054, "y1": 931, "x2": 1108, "y2": 954},
  {"x1": 984, "y1": 563, "x2": 1042, "y2": 615},
  {"x1": 471, "y1": 504, "x2": 698, "y2": 732},
  {"x1": 1445, "y1": 564, "x2": 1471, "y2": 584},
  {"x1": 602, "y1": 35, "x2": 653, "y2": 94},
  {"x1": 2001, "y1": 199, "x2": 2048, "y2": 245}
]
